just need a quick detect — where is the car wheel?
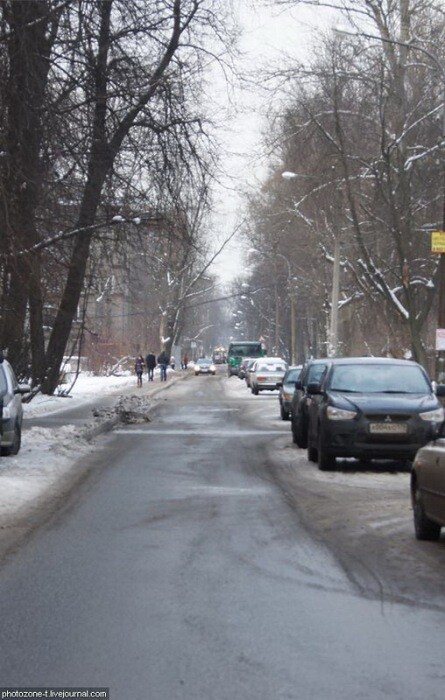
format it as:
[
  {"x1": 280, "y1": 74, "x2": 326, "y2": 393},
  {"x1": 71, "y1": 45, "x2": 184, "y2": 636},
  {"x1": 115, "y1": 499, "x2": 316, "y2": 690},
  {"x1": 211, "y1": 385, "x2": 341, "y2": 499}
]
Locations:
[
  {"x1": 292, "y1": 416, "x2": 307, "y2": 449},
  {"x1": 253, "y1": 385, "x2": 259, "y2": 395},
  {"x1": 280, "y1": 404, "x2": 289, "y2": 421},
  {"x1": 307, "y1": 443, "x2": 318, "y2": 462},
  {"x1": 1, "y1": 422, "x2": 21, "y2": 456},
  {"x1": 412, "y1": 481, "x2": 441, "y2": 541},
  {"x1": 317, "y1": 436, "x2": 335, "y2": 471}
]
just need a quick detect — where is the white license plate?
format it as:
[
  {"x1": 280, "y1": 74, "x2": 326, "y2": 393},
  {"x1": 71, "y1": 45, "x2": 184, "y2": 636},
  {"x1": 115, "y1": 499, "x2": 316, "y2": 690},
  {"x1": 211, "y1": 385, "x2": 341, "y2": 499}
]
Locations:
[{"x1": 369, "y1": 423, "x2": 408, "y2": 434}]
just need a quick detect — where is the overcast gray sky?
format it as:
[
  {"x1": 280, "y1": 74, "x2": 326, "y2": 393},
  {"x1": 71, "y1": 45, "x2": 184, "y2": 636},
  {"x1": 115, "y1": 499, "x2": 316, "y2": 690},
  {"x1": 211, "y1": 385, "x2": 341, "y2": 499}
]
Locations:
[{"x1": 209, "y1": 1, "x2": 335, "y2": 283}]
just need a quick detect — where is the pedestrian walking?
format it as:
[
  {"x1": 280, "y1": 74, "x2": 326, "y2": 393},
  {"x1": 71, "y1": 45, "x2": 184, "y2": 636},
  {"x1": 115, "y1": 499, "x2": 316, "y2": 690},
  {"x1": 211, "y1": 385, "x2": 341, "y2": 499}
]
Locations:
[
  {"x1": 134, "y1": 354, "x2": 145, "y2": 387},
  {"x1": 157, "y1": 350, "x2": 169, "y2": 382},
  {"x1": 182, "y1": 354, "x2": 189, "y2": 369},
  {"x1": 145, "y1": 351, "x2": 156, "y2": 381},
  {"x1": 170, "y1": 355, "x2": 175, "y2": 370}
]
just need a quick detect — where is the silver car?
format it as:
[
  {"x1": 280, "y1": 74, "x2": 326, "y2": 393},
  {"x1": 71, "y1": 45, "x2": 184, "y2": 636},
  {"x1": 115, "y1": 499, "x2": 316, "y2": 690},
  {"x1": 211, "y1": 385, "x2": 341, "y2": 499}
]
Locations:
[
  {"x1": 0, "y1": 357, "x2": 30, "y2": 455},
  {"x1": 250, "y1": 357, "x2": 288, "y2": 395},
  {"x1": 194, "y1": 358, "x2": 216, "y2": 376}
]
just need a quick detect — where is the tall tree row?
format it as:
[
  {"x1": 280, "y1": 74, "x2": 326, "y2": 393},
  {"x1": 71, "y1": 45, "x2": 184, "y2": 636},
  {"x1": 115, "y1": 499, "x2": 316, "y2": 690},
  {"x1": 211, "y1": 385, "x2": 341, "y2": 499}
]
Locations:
[
  {"x1": 0, "y1": 0, "x2": 234, "y2": 393},
  {"x1": 240, "y1": 0, "x2": 445, "y2": 367}
]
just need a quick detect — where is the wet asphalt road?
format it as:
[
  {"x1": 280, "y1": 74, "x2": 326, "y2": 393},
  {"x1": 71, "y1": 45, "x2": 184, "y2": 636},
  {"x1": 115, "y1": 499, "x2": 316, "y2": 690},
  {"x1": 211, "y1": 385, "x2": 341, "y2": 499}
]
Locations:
[{"x1": 0, "y1": 375, "x2": 444, "y2": 699}]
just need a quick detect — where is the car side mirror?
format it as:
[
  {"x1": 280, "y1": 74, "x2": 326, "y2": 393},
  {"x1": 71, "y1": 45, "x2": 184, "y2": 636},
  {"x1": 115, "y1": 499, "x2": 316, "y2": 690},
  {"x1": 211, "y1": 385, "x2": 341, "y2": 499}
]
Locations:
[
  {"x1": 15, "y1": 384, "x2": 31, "y2": 395},
  {"x1": 307, "y1": 381, "x2": 322, "y2": 395},
  {"x1": 276, "y1": 382, "x2": 283, "y2": 388},
  {"x1": 435, "y1": 384, "x2": 445, "y2": 397}
]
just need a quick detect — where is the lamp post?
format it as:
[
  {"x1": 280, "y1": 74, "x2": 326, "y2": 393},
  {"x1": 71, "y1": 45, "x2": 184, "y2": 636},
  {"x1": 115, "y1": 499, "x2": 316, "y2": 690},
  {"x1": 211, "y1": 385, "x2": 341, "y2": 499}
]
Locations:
[
  {"x1": 248, "y1": 248, "x2": 297, "y2": 363},
  {"x1": 334, "y1": 26, "x2": 445, "y2": 375},
  {"x1": 281, "y1": 170, "x2": 341, "y2": 357}
]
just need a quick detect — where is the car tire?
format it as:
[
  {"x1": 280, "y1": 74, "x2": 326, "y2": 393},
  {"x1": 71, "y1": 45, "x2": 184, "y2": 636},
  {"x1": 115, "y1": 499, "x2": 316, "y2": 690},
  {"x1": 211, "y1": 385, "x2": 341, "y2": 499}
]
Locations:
[
  {"x1": 280, "y1": 404, "x2": 289, "y2": 421},
  {"x1": 412, "y1": 481, "x2": 441, "y2": 541},
  {"x1": 252, "y1": 385, "x2": 259, "y2": 395},
  {"x1": 307, "y1": 443, "x2": 318, "y2": 462},
  {"x1": 292, "y1": 416, "x2": 307, "y2": 449},
  {"x1": 317, "y1": 436, "x2": 335, "y2": 471},
  {"x1": 1, "y1": 422, "x2": 21, "y2": 456}
]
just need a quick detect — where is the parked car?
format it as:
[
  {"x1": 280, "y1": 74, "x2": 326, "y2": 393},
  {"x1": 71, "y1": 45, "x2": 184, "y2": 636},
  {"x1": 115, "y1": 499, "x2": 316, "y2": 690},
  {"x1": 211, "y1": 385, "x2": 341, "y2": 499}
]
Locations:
[
  {"x1": 238, "y1": 357, "x2": 255, "y2": 381},
  {"x1": 250, "y1": 357, "x2": 288, "y2": 395},
  {"x1": 290, "y1": 358, "x2": 330, "y2": 447},
  {"x1": 194, "y1": 358, "x2": 216, "y2": 376},
  {"x1": 245, "y1": 358, "x2": 258, "y2": 388},
  {"x1": 305, "y1": 357, "x2": 445, "y2": 471},
  {"x1": 277, "y1": 365, "x2": 303, "y2": 420},
  {"x1": 411, "y1": 439, "x2": 445, "y2": 540},
  {"x1": 0, "y1": 356, "x2": 30, "y2": 455}
]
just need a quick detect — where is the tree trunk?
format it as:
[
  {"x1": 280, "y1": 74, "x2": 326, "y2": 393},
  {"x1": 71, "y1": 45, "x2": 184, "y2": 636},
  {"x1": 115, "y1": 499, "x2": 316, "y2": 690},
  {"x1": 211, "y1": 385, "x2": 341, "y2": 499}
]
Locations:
[{"x1": 0, "y1": 1, "x2": 59, "y2": 375}]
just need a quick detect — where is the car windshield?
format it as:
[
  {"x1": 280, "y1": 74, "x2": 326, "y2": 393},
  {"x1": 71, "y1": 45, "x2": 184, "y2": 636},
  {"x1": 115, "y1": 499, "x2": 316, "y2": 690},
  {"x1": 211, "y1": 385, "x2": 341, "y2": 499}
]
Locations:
[
  {"x1": 329, "y1": 364, "x2": 431, "y2": 394},
  {"x1": 307, "y1": 363, "x2": 328, "y2": 383},
  {"x1": 286, "y1": 368, "x2": 302, "y2": 383},
  {"x1": 198, "y1": 359, "x2": 210, "y2": 365},
  {"x1": 228, "y1": 343, "x2": 262, "y2": 357}
]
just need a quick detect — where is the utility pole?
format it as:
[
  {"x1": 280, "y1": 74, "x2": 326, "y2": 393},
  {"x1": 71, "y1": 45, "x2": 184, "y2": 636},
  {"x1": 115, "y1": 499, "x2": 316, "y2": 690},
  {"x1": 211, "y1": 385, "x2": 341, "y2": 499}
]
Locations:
[
  {"x1": 290, "y1": 290, "x2": 297, "y2": 364},
  {"x1": 328, "y1": 237, "x2": 340, "y2": 357}
]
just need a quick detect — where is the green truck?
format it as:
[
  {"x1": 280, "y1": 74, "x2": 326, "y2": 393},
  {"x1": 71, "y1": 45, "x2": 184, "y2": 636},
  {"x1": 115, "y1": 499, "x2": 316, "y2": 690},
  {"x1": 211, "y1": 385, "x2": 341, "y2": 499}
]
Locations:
[{"x1": 227, "y1": 341, "x2": 265, "y2": 377}]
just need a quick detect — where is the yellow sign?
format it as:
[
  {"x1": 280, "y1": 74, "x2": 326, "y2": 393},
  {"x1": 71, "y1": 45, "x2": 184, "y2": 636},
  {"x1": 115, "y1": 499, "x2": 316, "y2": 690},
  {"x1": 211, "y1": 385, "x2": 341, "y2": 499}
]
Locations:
[{"x1": 431, "y1": 231, "x2": 445, "y2": 253}]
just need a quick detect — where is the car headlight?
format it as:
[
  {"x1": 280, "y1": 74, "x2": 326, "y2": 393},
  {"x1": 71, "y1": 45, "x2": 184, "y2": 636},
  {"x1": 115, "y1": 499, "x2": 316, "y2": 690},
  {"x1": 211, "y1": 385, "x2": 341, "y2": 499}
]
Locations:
[
  {"x1": 210, "y1": 365, "x2": 216, "y2": 372},
  {"x1": 327, "y1": 406, "x2": 357, "y2": 420},
  {"x1": 283, "y1": 392, "x2": 292, "y2": 401},
  {"x1": 419, "y1": 407, "x2": 445, "y2": 422}
]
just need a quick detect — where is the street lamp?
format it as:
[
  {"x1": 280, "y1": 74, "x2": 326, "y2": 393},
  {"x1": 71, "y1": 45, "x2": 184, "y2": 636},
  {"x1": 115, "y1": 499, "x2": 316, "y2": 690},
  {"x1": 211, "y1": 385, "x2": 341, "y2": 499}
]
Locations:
[
  {"x1": 282, "y1": 170, "x2": 341, "y2": 357},
  {"x1": 334, "y1": 26, "x2": 445, "y2": 374},
  {"x1": 248, "y1": 247, "x2": 297, "y2": 363}
]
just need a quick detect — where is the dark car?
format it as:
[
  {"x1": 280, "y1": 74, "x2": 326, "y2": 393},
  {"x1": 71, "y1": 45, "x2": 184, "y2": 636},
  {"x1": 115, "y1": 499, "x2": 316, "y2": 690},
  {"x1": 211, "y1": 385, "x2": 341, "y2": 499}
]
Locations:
[
  {"x1": 278, "y1": 365, "x2": 302, "y2": 420},
  {"x1": 411, "y1": 439, "x2": 445, "y2": 540},
  {"x1": 306, "y1": 357, "x2": 445, "y2": 471},
  {"x1": 290, "y1": 358, "x2": 330, "y2": 447},
  {"x1": 238, "y1": 357, "x2": 255, "y2": 381},
  {"x1": 0, "y1": 357, "x2": 30, "y2": 455}
]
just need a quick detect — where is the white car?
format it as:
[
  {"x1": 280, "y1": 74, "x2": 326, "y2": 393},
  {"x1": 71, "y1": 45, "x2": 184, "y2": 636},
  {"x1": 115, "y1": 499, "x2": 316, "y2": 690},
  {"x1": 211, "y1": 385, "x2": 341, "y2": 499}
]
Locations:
[
  {"x1": 194, "y1": 358, "x2": 216, "y2": 376},
  {"x1": 250, "y1": 357, "x2": 288, "y2": 395},
  {"x1": 0, "y1": 357, "x2": 30, "y2": 455}
]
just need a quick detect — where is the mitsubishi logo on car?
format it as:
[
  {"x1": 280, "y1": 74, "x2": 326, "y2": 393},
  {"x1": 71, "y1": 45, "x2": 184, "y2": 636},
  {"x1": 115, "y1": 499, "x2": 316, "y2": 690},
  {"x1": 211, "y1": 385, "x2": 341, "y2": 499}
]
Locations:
[{"x1": 384, "y1": 416, "x2": 392, "y2": 423}]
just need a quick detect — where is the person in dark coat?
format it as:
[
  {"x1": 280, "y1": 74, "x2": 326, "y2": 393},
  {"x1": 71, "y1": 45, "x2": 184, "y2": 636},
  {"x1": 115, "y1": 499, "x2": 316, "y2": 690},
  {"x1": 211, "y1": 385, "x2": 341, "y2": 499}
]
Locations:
[
  {"x1": 134, "y1": 354, "x2": 145, "y2": 387},
  {"x1": 157, "y1": 350, "x2": 169, "y2": 382},
  {"x1": 146, "y1": 351, "x2": 156, "y2": 381}
]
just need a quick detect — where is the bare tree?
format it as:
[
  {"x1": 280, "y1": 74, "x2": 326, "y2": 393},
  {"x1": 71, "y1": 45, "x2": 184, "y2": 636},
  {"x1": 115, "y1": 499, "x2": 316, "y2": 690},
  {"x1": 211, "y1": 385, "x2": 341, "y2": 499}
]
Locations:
[
  {"x1": 247, "y1": 0, "x2": 445, "y2": 365},
  {"x1": 0, "y1": 0, "x2": 236, "y2": 392}
]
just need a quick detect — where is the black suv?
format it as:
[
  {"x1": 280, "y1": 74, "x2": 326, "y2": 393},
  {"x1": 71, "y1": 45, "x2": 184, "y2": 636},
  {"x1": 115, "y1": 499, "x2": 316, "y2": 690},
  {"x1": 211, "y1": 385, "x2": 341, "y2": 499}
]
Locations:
[
  {"x1": 306, "y1": 357, "x2": 445, "y2": 470},
  {"x1": 290, "y1": 358, "x2": 330, "y2": 448}
]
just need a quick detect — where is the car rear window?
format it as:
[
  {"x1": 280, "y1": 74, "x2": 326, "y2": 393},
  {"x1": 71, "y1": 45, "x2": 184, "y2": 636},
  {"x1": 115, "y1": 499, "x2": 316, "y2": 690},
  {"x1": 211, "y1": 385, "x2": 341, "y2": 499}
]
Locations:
[
  {"x1": 329, "y1": 364, "x2": 431, "y2": 394},
  {"x1": 258, "y1": 364, "x2": 286, "y2": 372}
]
